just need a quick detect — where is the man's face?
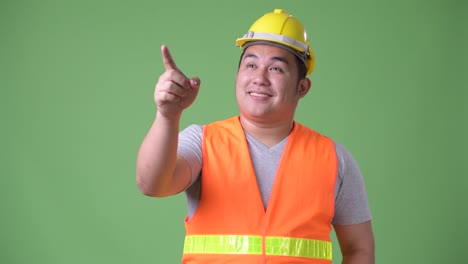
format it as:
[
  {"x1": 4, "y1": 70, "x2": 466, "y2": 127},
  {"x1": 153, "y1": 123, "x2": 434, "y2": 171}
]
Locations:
[{"x1": 235, "y1": 44, "x2": 310, "y2": 124}]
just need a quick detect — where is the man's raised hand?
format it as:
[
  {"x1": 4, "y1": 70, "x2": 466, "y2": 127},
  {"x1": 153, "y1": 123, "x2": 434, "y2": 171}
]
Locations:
[{"x1": 154, "y1": 45, "x2": 201, "y2": 119}]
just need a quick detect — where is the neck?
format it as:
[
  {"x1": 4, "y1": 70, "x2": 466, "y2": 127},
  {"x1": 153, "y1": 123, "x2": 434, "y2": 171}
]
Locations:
[{"x1": 239, "y1": 116, "x2": 294, "y2": 147}]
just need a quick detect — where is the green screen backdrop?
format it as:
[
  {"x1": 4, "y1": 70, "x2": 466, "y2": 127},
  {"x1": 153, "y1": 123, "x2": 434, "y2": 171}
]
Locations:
[{"x1": 1, "y1": 0, "x2": 466, "y2": 263}]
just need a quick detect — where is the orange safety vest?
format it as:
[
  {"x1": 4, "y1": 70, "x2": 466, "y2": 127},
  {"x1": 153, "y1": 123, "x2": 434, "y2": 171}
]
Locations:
[{"x1": 182, "y1": 116, "x2": 337, "y2": 263}]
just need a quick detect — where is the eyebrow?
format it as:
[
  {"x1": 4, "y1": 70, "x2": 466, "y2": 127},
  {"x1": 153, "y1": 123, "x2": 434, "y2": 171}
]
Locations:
[{"x1": 243, "y1": 53, "x2": 290, "y2": 65}]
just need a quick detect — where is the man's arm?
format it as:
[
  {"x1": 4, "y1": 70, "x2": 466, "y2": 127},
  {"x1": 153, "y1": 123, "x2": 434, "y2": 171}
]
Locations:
[
  {"x1": 136, "y1": 45, "x2": 200, "y2": 197},
  {"x1": 136, "y1": 113, "x2": 192, "y2": 197},
  {"x1": 334, "y1": 221, "x2": 375, "y2": 264}
]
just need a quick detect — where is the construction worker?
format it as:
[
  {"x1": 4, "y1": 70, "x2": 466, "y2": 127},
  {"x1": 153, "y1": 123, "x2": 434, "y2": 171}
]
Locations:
[{"x1": 136, "y1": 9, "x2": 375, "y2": 263}]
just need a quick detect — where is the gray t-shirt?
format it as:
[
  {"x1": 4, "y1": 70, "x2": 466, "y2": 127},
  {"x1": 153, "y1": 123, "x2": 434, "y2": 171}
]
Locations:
[{"x1": 178, "y1": 124, "x2": 371, "y2": 225}]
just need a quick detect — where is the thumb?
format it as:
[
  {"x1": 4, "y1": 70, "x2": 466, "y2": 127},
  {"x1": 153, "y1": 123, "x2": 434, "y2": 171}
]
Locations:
[{"x1": 189, "y1": 77, "x2": 201, "y2": 90}]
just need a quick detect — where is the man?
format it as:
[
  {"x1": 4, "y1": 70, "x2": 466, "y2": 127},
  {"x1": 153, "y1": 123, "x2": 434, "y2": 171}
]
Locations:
[{"x1": 136, "y1": 9, "x2": 375, "y2": 263}]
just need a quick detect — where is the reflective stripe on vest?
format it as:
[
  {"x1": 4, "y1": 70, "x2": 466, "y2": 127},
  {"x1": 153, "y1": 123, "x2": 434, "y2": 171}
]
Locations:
[{"x1": 183, "y1": 235, "x2": 332, "y2": 260}]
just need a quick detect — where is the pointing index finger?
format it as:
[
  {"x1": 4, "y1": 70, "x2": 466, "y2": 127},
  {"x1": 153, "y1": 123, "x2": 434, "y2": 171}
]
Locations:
[{"x1": 161, "y1": 45, "x2": 179, "y2": 71}]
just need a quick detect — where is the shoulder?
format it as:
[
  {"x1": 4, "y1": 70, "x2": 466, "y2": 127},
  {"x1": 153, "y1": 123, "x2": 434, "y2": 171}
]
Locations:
[
  {"x1": 180, "y1": 124, "x2": 203, "y2": 135},
  {"x1": 335, "y1": 142, "x2": 354, "y2": 167},
  {"x1": 294, "y1": 122, "x2": 335, "y2": 144},
  {"x1": 334, "y1": 141, "x2": 361, "y2": 182},
  {"x1": 293, "y1": 122, "x2": 357, "y2": 181},
  {"x1": 205, "y1": 116, "x2": 240, "y2": 131},
  {"x1": 179, "y1": 124, "x2": 204, "y2": 150}
]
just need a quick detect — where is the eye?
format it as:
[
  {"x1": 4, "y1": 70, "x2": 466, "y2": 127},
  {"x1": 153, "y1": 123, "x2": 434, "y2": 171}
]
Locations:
[
  {"x1": 269, "y1": 66, "x2": 283, "y2": 72},
  {"x1": 246, "y1": 63, "x2": 256, "y2": 69}
]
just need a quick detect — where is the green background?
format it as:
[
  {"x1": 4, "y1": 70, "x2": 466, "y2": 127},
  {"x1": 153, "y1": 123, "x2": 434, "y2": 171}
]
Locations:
[{"x1": 1, "y1": 0, "x2": 466, "y2": 263}]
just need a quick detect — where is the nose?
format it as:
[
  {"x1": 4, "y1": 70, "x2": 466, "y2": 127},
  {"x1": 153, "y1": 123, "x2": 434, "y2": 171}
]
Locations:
[{"x1": 252, "y1": 67, "x2": 270, "y2": 86}]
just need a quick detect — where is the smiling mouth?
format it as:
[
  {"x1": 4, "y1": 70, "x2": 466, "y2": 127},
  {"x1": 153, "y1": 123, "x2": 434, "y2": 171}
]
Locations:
[{"x1": 249, "y1": 92, "x2": 271, "y2": 97}]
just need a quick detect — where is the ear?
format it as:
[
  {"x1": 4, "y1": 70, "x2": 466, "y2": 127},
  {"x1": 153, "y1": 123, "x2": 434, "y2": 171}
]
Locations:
[{"x1": 297, "y1": 78, "x2": 311, "y2": 98}]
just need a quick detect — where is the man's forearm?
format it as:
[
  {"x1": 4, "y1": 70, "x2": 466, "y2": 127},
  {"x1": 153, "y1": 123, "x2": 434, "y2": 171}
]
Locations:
[{"x1": 136, "y1": 112, "x2": 181, "y2": 196}]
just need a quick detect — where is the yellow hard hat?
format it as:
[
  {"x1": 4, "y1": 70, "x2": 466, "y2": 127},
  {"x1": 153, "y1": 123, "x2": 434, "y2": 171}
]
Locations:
[{"x1": 236, "y1": 9, "x2": 315, "y2": 75}]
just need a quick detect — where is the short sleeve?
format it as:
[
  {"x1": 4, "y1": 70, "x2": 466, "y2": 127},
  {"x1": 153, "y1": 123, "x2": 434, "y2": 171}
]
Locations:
[
  {"x1": 178, "y1": 124, "x2": 203, "y2": 188},
  {"x1": 332, "y1": 142, "x2": 372, "y2": 225}
]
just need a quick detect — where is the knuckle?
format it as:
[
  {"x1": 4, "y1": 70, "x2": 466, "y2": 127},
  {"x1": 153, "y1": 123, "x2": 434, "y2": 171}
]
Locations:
[{"x1": 157, "y1": 92, "x2": 178, "y2": 103}]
